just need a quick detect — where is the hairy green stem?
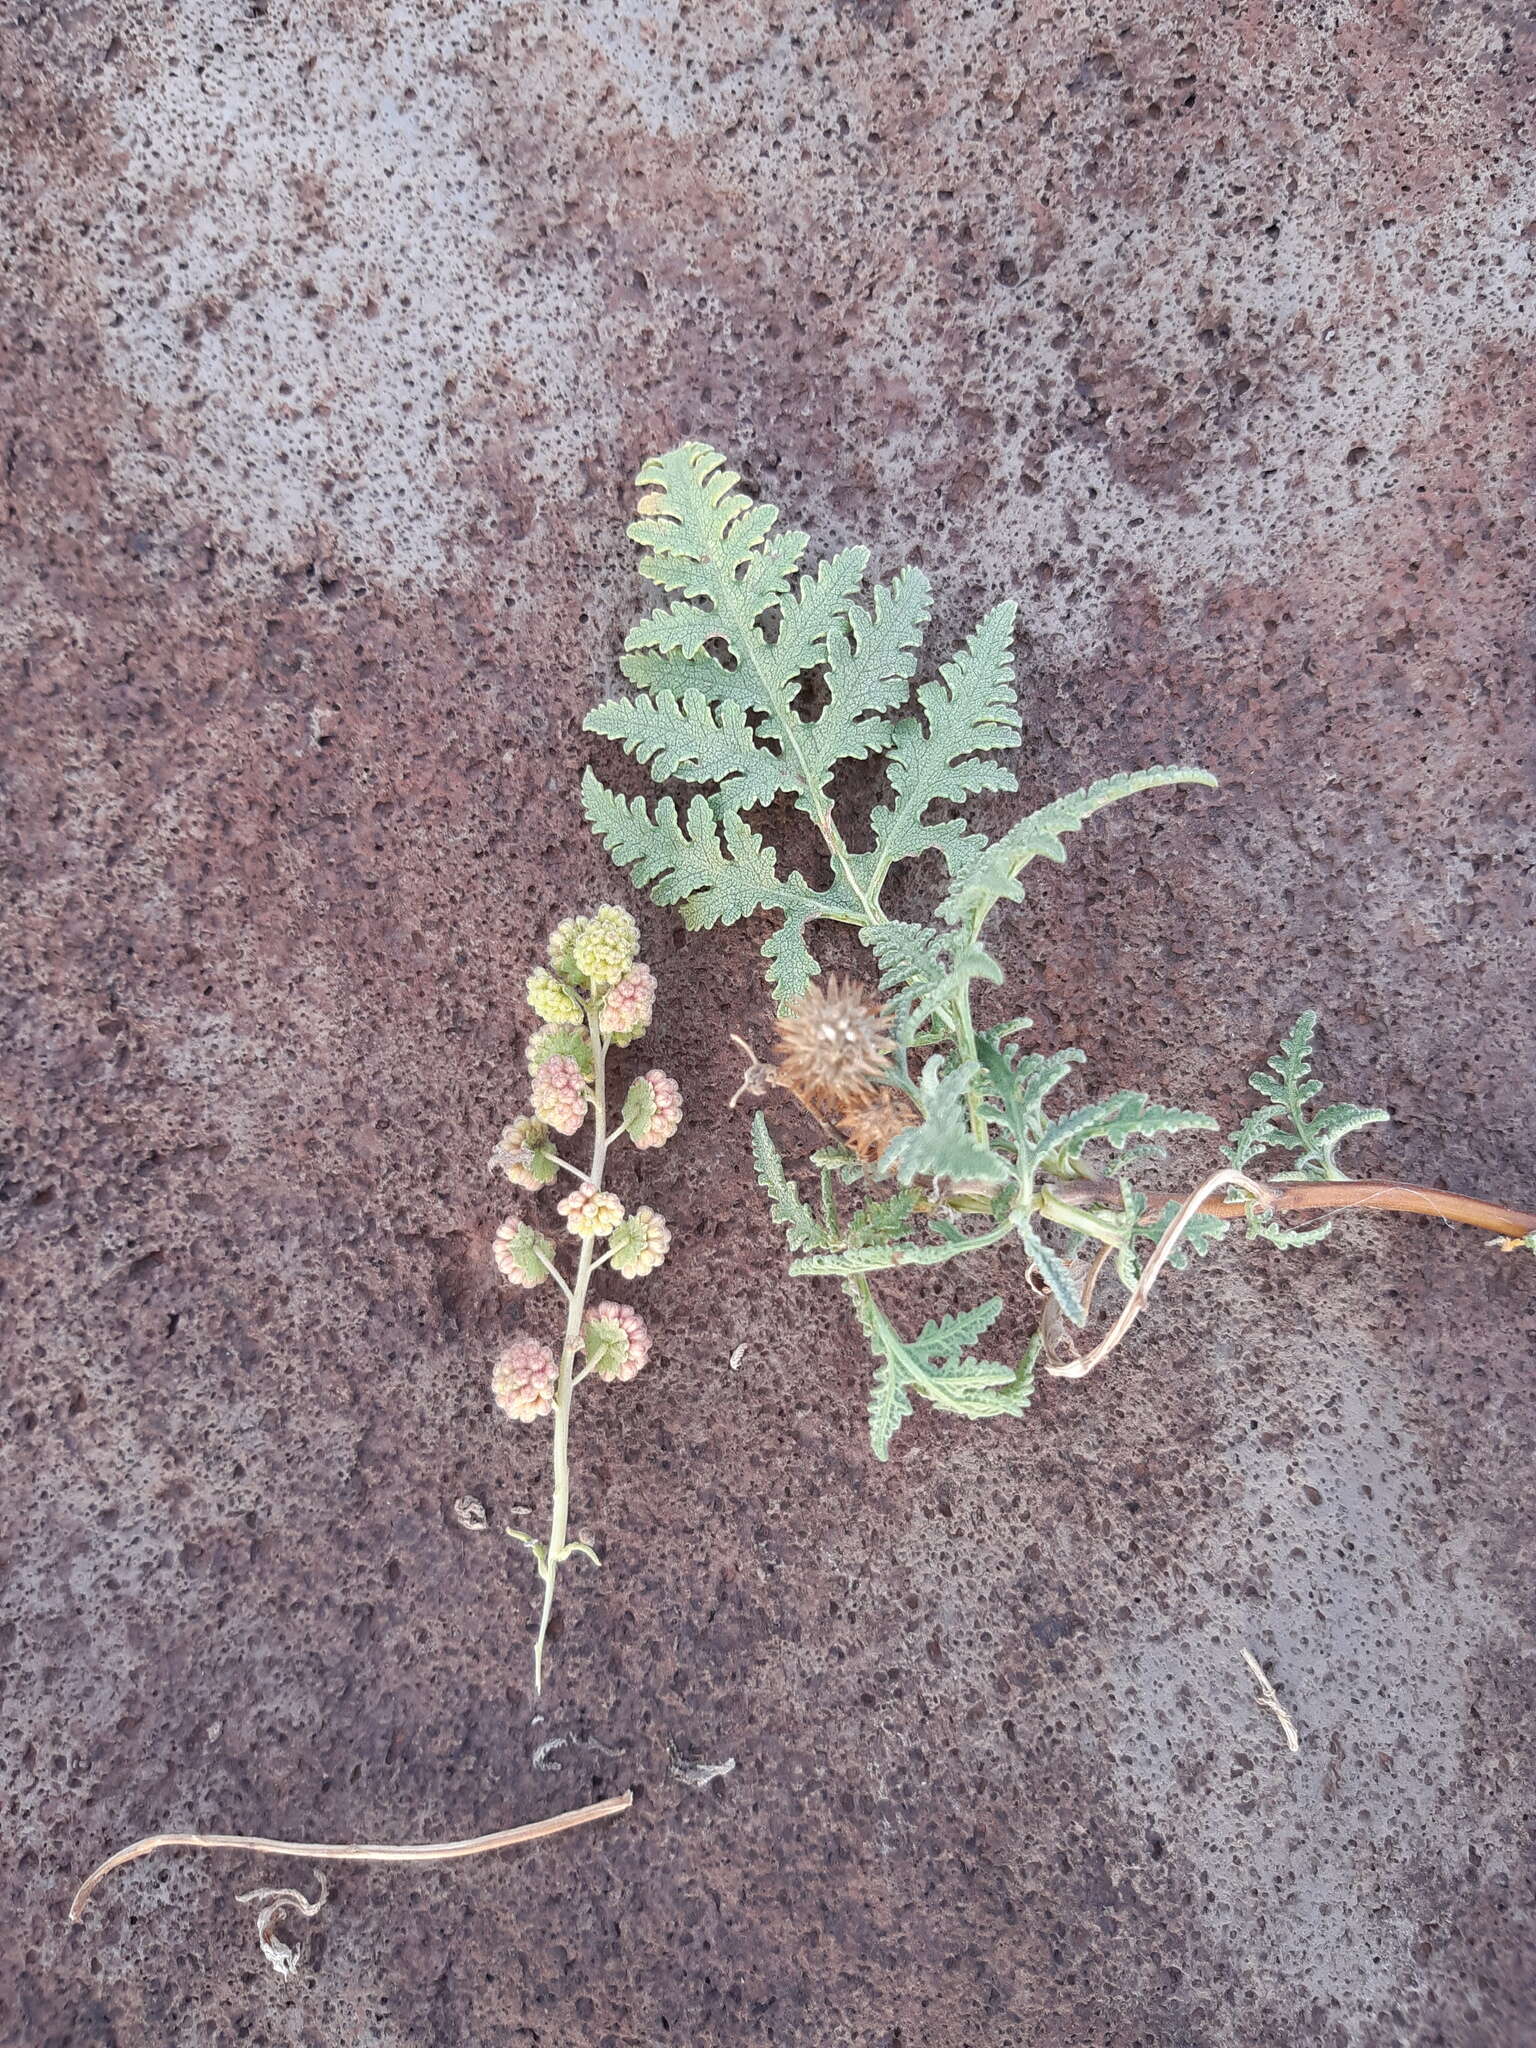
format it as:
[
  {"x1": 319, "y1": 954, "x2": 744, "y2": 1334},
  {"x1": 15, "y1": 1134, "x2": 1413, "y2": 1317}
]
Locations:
[{"x1": 531, "y1": 1014, "x2": 610, "y2": 1694}]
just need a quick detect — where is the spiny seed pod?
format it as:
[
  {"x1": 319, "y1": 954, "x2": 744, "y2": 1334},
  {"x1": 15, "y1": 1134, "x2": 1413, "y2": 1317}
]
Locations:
[
  {"x1": 581, "y1": 1300, "x2": 652, "y2": 1383},
  {"x1": 626, "y1": 1069, "x2": 682, "y2": 1150},
  {"x1": 598, "y1": 961, "x2": 656, "y2": 1043},
  {"x1": 532, "y1": 1055, "x2": 588, "y2": 1136},
  {"x1": 489, "y1": 1116, "x2": 559, "y2": 1191},
  {"x1": 493, "y1": 1218, "x2": 556, "y2": 1288},
  {"x1": 608, "y1": 1205, "x2": 670, "y2": 1280},
  {"x1": 525, "y1": 1023, "x2": 593, "y2": 1080},
  {"x1": 839, "y1": 1091, "x2": 920, "y2": 1166},
  {"x1": 572, "y1": 904, "x2": 639, "y2": 990},
  {"x1": 774, "y1": 977, "x2": 895, "y2": 1111},
  {"x1": 526, "y1": 966, "x2": 584, "y2": 1027},
  {"x1": 547, "y1": 915, "x2": 591, "y2": 983},
  {"x1": 556, "y1": 1181, "x2": 624, "y2": 1238},
  {"x1": 492, "y1": 1337, "x2": 558, "y2": 1422}
]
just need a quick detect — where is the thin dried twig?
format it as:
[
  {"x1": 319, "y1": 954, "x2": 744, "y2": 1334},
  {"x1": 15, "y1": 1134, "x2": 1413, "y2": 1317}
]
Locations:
[
  {"x1": 1041, "y1": 1241, "x2": 1113, "y2": 1374},
  {"x1": 726, "y1": 1033, "x2": 777, "y2": 1111},
  {"x1": 1046, "y1": 1169, "x2": 1273, "y2": 1380},
  {"x1": 69, "y1": 1790, "x2": 633, "y2": 1924},
  {"x1": 1241, "y1": 1648, "x2": 1301, "y2": 1754}
]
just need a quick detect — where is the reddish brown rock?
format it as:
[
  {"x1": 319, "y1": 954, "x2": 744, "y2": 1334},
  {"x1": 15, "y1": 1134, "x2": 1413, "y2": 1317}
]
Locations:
[{"x1": 3, "y1": 3, "x2": 1533, "y2": 2042}]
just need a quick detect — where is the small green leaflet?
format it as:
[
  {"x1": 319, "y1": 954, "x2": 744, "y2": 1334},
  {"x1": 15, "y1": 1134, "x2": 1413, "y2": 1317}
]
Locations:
[
  {"x1": 846, "y1": 1282, "x2": 1035, "y2": 1458},
  {"x1": 1032, "y1": 1091, "x2": 1217, "y2": 1171},
  {"x1": 796, "y1": 567, "x2": 934, "y2": 799},
  {"x1": 857, "y1": 599, "x2": 1022, "y2": 893},
  {"x1": 584, "y1": 691, "x2": 799, "y2": 813},
  {"x1": 863, "y1": 920, "x2": 1005, "y2": 1039},
  {"x1": 750, "y1": 1114, "x2": 826, "y2": 1254},
  {"x1": 1225, "y1": 1012, "x2": 1389, "y2": 1185},
  {"x1": 1011, "y1": 1047, "x2": 1088, "y2": 1137},
  {"x1": 580, "y1": 771, "x2": 860, "y2": 1003},
  {"x1": 880, "y1": 1058, "x2": 1011, "y2": 1187},
  {"x1": 624, "y1": 442, "x2": 809, "y2": 626},
  {"x1": 939, "y1": 767, "x2": 1220, "y2": 934},
  {"x1": 863, "y1": 920, "x2": 955, "y2": 1004},
  {"x1": 1015, "y1": 1220, "x2": 1088, "y2": 1327},
  {"x1": 844, "y1": 1188, "x2": 923, "y2": 1247},
  {"x1": 788, "y1": 1225, "x2": 1008, "y2": 1279}
]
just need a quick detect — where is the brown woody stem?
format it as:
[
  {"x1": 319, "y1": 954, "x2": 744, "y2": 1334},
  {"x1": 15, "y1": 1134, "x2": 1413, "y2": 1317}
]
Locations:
[{"x1": 1045, "y1": 1177, "x2": 1536, "y2": 1239}]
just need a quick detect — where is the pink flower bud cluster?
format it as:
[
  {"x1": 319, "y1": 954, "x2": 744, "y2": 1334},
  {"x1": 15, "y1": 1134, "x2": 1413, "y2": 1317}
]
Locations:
[
  {"x1": 526, "y1": 1023, "x2": 591, "y2": 1080},
  {"x1": 532, "y1": 1054, "x2": 587, "y2": 1136},
  {"x1": 493, "y1": 1218, "x2": 555, "y2": 1288},
  {"x1": 489, "y1": 1116, "x2": 558, "y2": 1191},
  {"x1": 599, "y1": 961, "x2": 656, "y2": 1043},
  {"x1": 526, "y1": 966, "x2": 584, "y2": 1026},
  {"x1": 492, "y1": 1337, "x2": 558, "y2": 1422},
  {"x1": 630, "y1": 1069, "x2": 682, "y2": 1150},
  {"x1": 608, "y1": 1205, "x2": 670, "y2": 1280},
  {"x1": 572, "y1": 905, "x2": 639, "y2": 990},
  {"x1": 557, "y1": 1181, "x2": 624, "y2": 1238}
]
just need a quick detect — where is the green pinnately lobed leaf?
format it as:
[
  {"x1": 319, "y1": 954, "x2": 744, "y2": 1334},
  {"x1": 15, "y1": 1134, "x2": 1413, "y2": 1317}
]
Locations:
[
  {"x1": 1226, "y1": 1011, "x2": 1389, "y2": 1181},
  {"x1": 1223, "y1": 1011, "x2": 1389, "y2": 1245},
  {"x1": 751, "y1": 1114, "x2": 827, "y2": 1255},
  {"x1": 584, "y1": 440, "x2": 1213, "y2": 1008},
  {"x1": 846, "y1": 1278, "x2": 1037, "y2": 1459},
  {"x1": 881, "y1": 1058, "x2": 1010, "y2": 1188},
  {"x1": 937, "y1": 765, "x2": 1220, "y2": 936}
]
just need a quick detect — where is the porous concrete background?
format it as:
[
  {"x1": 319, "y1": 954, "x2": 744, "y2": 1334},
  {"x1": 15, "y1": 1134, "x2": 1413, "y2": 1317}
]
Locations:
[{"x1": 4, "y1": 2, "x2": 1535, "y2": 2043}]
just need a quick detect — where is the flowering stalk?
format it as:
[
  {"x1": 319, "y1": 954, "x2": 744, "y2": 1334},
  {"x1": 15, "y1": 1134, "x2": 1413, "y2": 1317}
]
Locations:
[{"x1": 488, "y1": 909, "x2": 679, "y2": 1691}]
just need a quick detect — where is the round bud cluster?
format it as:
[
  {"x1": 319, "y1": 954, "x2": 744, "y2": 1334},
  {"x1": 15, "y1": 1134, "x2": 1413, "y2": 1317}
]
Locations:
[
  {"x1": 546, "y1": 915, "x2": 590, "y2": 983},
  {"x1": 572, "y1": 905, "x2": 639, "y2": 991},
  {"x1": 493, "y1": 1218, "x2": 555, "y2": 1288},
  {"x1": 557, "y1": 1181, "x2": 625, "y2": 1238},
  {"x1": 525, "y1": 1023, "x2": 592, "y2": 1081},
  {"x1": 581, "y1": 1301, "x2": 652, "y2": 1383},
  {"x1": 492, "y1": 1337, "x2": 558, "y2": 1422},
  {"x1": 526, "y1": 966, "x2": 584, "y2": 1026},
  {"x1": 489, "y1": 1116, "x2": 558, "y2": 1191},
  {"x1": 629, "y1": 1069, "x2": 682, "y2": 1151},
  {"x1": 532, "y1": 1054, "x2": 587, "y2": 1136},
  {"x1": 607, "y1": 1205, "x2": 670, "y2": 1280},
  {"x1": 598, "y1": 961, "x2": 656, "y2": 1044}
]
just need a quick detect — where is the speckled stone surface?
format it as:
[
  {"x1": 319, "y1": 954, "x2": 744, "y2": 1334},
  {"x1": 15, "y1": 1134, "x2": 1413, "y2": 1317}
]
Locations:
[{"x1": 4, "y1": 4, "x2": 1534, "y2": 2043}]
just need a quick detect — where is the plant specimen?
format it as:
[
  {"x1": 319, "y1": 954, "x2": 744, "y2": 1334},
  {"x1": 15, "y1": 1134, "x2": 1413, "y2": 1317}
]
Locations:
[
  {"x1": 581, "y1": 441, "x2": 1535, "y2": 1458},
  {"x1": 489, "y1": 906, "x2": 680, "y2": 1683},
  {"x1": 72, "y1": 912, "x2": 661, "y2": 1942}
]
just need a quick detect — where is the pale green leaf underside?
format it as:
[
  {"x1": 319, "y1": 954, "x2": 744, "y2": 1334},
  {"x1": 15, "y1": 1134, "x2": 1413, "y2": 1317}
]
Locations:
[{"x1": 846, "y1": 1280, "x2": 1034, "y2": 1458}]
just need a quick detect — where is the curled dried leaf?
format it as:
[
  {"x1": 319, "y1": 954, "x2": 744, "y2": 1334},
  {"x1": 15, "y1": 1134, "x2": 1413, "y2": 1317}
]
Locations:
[
  {"x1": 837, "y1": 1090, "x2": 919, "y2": 1166},
  {"x1": 235, "y1": 1874, "x2": 328, "y2": 1979}
]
